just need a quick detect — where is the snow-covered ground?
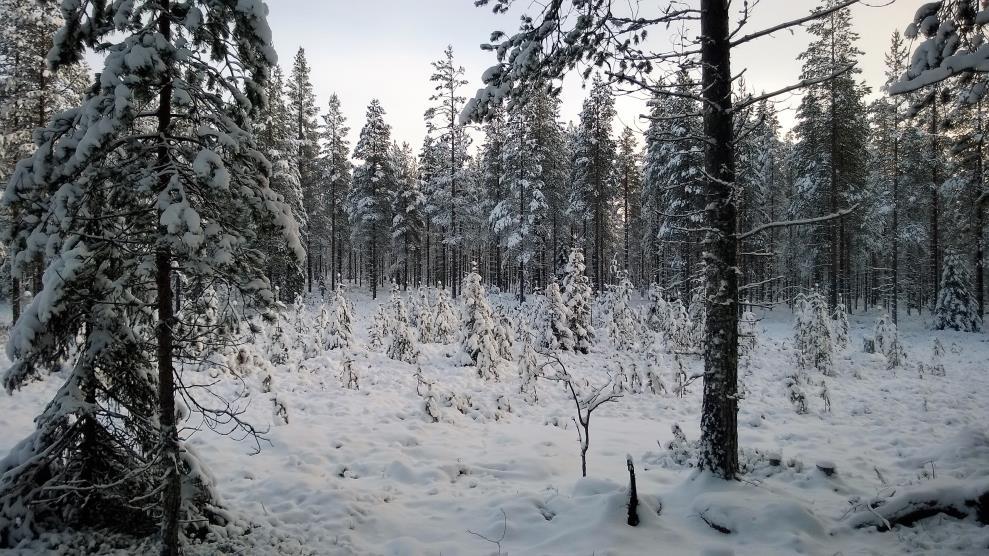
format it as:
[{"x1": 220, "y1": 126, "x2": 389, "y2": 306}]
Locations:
[{"x1": 1, "y1": 292, "x2": 987, "y2": 555}]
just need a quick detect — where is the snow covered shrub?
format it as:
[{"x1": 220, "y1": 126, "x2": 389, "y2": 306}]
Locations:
[
  {"x1": 518, "y1": 332, "x2": 541, "y2": 403},
  {"x1": 542, "y1": 355, "x2": 623, "y2": 476},
  {"x1": 643, "y1": 338, "x2": 667, "y2": 395},
  {"x1": 325, "y1": 285, "x2": 354, "y2": 350},
  {"x1": 388, "y1": 320, "x2": 420, "y2": 364},
  {"x1": 873, "y1": 313, "x2": 906, "y2": 370},
  {"x1": 919, "y1": 338, "x2": 947, "y2": 377},
  {"x1": 561, "y1": 247, "x2": 594, "y2": 353},
  {"x1": 664, "y1": 298, "x2": 694, "y2": 352},
  {"x1": 368, "y1": 304, "x2": 390, "y2": 350},
  {"x1": 671, "y1": 354, "x2": 699, "y2": 398},
  {"x1": 685, "y1": 291, "x2": 706, "y2": 350},
  {"x1": 606, "y1": 273, "x2": 641, "y2": 351},
  {"x1": 460, "y1": 263, "x2": 502, "y2": 380},
  {"x1": 409, "y1": 286, "x2": 433, "y2": 341},
  {"x1": 645, "y1": 283, "x2": 670, "y2": 334},
  {"x1": 934, "y1": 254, "x2": 983, "y2": 332},
  {"x1": 339, "y1": 351, "x2": 359, "y2": 390},
  {"x1": 267, "y1": 317, "x2": 291, "y2": 366},
  {"x1": 833, "y1": 298, "x2": 849, "y2": 350},
  {"x1": 538, "y1": 278, "x2": 576, "y2": 351},
  {"x1": 493, "y1": 308, "x2": 516, "y2": 362},
  {"x1": 666, "y1": 423, "x2": 694, "y2": 467},
  {"x1": 414, "y1": 368, "x2": 441, "y2": 423},
  {"x1": 432, "y1": 286, "x2": 459, "y2": 344},
  {"x1": 793, "y1": 290, "x2": 835, "y2": 376},
  {"x1": 785, "y1": 375, "x2": 808, "y2": 414}
]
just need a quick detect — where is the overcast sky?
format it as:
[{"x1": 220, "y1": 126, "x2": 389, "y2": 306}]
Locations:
[{"x1": 266, "y1": 0, "x2": 919, "y2": 151}]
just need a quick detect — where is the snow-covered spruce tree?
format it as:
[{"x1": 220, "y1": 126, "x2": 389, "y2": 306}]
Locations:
[
  {"x1": 0, "y1": 0, "x2": 302, "y2": 551},
  {"x1": 793, "y1": 291, "x2": 835, "y2": 376},
  {"x1": 286, "y1": 47, "x2": 323, "y2": 293},
  {"x1": 389, "y1": 141, "x2": 426, "y2": 287},
  {"x1": 432, "y1": 285, "x2": 459, "y2": 344},
  {"x1": 319, "y1": 93, "x2": 352, "y2": 292},
  {"x1": 561, "y1": 246, "x2": 594, "y2": 353},
  {"x1": 491, "y1": 87, "x2": 549, "y2": 303},
  {"x1": 410, "y1": 285, "x2": 432, "y2": 336},
  {"x1": 424, "y1": 46, "x2": 471, "y2": 298},
  {"x1": 339, "y1": 349, "x2": 358, "y2": 390},
  {"x1": 518, "y1": 330, "x2": 540, "y2": 402},
  {"x1": 325, "y1": 283, "x2": 354, "y2": 350},
  {"x1": 606, "y1": 272, "x2": 640, "y2": 351},
  {"x1": 538, "y1": 277, "x2": 576, "y2": 352},
  {"x1": 0, "y1": 0, "x2": 92, "y2": 324},
  {"x1": 255, "y1": 65, "x2": 305, "y2": 301},
  {"x1": 387, "y1": 318, "x2": 420, "y2": 364},
  {"x1": 459, "y1": 263, "x2": 501, "y2": 380},
  {"x1": 350, "y1": 99, "x2": 395, "y2": 299},
  {"x1": 569, "y1": 76, "x2": 618, "y2": 289},
  {"x1": 494, "y1": 309, "x2": 516, "y2": 362},
  {"x1": 386, "y1": 285, "x2": 419, "y2": 363},
  {"x1": 934, "y1": 254, "x2": 983, "y2": 332},
  {"x1": 832, "y1": 297, "x2": 850, "y2": 350},
  {"x1": 644, "y1": 283, "x2": 670, "y2": 334}
]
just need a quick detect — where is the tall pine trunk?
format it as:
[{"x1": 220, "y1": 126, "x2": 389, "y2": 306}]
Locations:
[
  {"x1": 697, "y1": 0, "x2": 739, "y2": 480},
  {"x1": 930, "y1": 91, "x2": 941, "y2": 310},
  {"x1": 156, "y1": 3, "x2": 181, "y2": 553}
]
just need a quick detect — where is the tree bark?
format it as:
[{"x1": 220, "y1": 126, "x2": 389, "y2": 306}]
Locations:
[
  {"x1": 697, "y1": 0, "x2": 739, "y2": 480},
  {"x1": 156, "y1": 4, "x2": 181, "y2": 554}
]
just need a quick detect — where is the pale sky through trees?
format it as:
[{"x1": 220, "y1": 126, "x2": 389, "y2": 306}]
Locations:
[{"x1": 274, "y1": 0, "x2": 913, "y2": 149}]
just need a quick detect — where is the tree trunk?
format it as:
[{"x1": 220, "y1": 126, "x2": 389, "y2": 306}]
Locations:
[
  {"x1": 697, "y1": 0, "x2": 739, "y2": 480},
  {"x1": 930, "y1": 91, "x2": 941, "y2": 310},
  {"x1": 156, "y1": 4, "x2": 181, "y2": 553},
  {"x1": 891, "y1": 107, "x2": 899, "y2": 324}
]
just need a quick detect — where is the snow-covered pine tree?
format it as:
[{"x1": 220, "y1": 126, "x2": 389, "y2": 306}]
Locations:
[
  {"x1": 494, "y1": 310, "x2": 516, "y2": 362},
  {"x1": 491, "y1": 89, "x2": 549, "y2": 302},
  {"x1": 432, "y1": 284, "x2": 459, "y2": 344},
  {"x1": 325, "y1": 284, "x2": 354, "y2": 350},
  {"x1": 518, "y1": 330, "x2": 540, "y2": 402},
  {"x1": 459, "y1": 262, "x2": 501, "y2": 379},
  {"x1": 340, "y1": 349, "x2": 359, "y2": 390},
  {"x1": 833, "y1": 297, "x2": 850, "y2": 350},
  {"x1": 287, "y1": 48, "x2": 324, "y2": 293},
  {"x1": 615, "y1": 127, "x2": 642, "y2": 280},
  {"x1": 934, "y1": 254, "x2": 982, "y2": 332},
  {"x1": 389, "y1": 141, "x2": 425, "y2": 288},
  {"x1": 424, "y1": 46, "x2": 471, "y2": 297},
  {"x1": 569, "y1": 76, "x2": 617, "y2": 290},
  {"x1": 479, "y1": 105, "x2": 508, "y2": 289},
  {"x1": 412, "y1": 286, "x2": 434, "y2": 342},
  {"x1": 538, "y1": 277, "x2": 576, "y2": 352},
  {"x1": 792, "y1": 0, "x2": 870, "y2": 311},
  {"x1": 0, "y1": 0, "x2": 302, "y2": 550},
  {"x1": 256, "y1": 65, "x2": 306, "y2": 301},
  {"x1": 641, "y1": 72, "x2": 704, "y2": 297},
  {"x1": 561, "y1": 246, "x2": 594, "y2": 353},
  {"x1": 873, "y1": 313, "x2": 906, "y2": 370},
  {"x1": 319, "y1": 93, "x2": 352, "y2": 292},
  {"x1": 607, "y1": 272, "x2": 640, "y2": 351},
  {"x1": 644, "y1": 283, "x2": 670, "y2": 334},
  {"x1": 793, "y1": 291, "x2": 836, "y2": 376},
  {"x1": 387, "y1": 317, "x2": 420, "y2": 364},
  {"x1": 0, "y1": 0, "x2": 91, "y2": 324},
  {"x1": 350, "y1": 99, "x2": 395, "y2": 299}
]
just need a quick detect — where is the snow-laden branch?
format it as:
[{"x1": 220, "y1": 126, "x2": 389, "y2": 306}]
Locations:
[
  {"x1": 736, "y1": 204, "x2": 859, "y2": 240},
  {"x1": 728, "y1": 0, "x2": 861, "y2": 49},
  {"x1": 732, "y1": 64, "x2": 857, "y2": 112}
]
